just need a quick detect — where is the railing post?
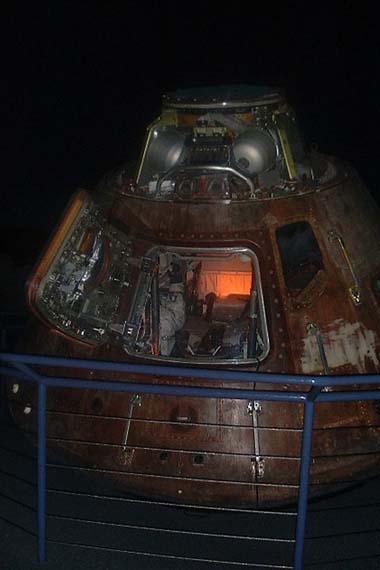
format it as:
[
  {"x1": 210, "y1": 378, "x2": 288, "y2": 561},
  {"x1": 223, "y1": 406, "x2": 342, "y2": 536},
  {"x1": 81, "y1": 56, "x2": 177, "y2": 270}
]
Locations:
[
  {"x1": 37, "y1": 382, "x2": 47, "y2": 563},
  {"x1": 294, "y1": 388, "x2": 320, "y2": 570}
]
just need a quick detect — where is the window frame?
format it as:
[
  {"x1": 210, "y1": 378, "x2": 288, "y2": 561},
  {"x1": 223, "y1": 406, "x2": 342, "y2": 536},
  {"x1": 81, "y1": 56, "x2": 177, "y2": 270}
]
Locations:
[
  {"x1": 275, "y1": 220, "x2": 325, "y2": 296},
  {"x1": 123, "y1": 245, "x2": 270, "y2": 365}
]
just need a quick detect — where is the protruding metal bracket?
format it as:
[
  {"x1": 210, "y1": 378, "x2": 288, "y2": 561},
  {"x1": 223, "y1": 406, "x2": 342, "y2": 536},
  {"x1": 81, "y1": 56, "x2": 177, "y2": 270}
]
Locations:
[
  {"x1": 328, "y1": 230, "x2": 362, "y2": 306},
  {"x1": 307, "y1": 323, "x2": 330, "y2": 376}
]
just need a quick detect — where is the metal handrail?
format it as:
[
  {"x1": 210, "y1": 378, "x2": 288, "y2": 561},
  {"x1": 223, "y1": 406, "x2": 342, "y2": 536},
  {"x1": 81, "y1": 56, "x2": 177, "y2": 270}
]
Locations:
[{"x1": 1, "y1": 351, "x2": 380, "y2": 569}]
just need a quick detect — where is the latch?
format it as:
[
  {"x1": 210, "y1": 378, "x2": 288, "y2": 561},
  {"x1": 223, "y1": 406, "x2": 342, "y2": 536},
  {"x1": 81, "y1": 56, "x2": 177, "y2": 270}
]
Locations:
[
  {"x1": 251, "y1": 456, "x2": 265, "y2": 479},
  {"x1": 246, "y1": 400, "x2": 262, "y2": 415}
]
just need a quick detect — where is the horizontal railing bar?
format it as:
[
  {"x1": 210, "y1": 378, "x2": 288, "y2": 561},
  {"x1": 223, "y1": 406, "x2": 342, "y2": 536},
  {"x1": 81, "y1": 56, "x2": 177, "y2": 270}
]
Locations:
[
  {"x1": 43, "y1": 439, "x2": 380, "y2": 460},
  {"x1": 8, "y1": 397, "x2": 380, "y2": 432},
  {"x1": 1, "y1": 352, "x2": 314, "y2": 384},
  {"x1": 309, "y1": 501, "x2": 380, "y2": 513},
  {"x1": 46, "y1": 539, "x2": 294, "y2": 568},
  {"x1": 2, "y1": 351, "x2": 380, "y2": 388},
  {"x1": 304, "y1": 553, "x2": 380, "y2": 567},
  {"x1": 308, "y1": 478, "x2": 376, "y2": 486},
  {"x1": 45, "y1": 436, "x2": 302, "y2": 460},
  {"x1": 47, "y1": 513, "x2": 295, "y2": 543},
  {"x1": 307, "y1": 527, "x2": 380, "y2": 540},
  {"x1": 8, "y1": 401, "x2": 303, "y2": 431},
  {"x1": 2, "y1": 368, "x2": 307, "y2": 401},
  {"x1": 8, "y1": 402, "x2": 276, "y2": 431},
  {"x1": 45, "y1": 408, "x2": 305, "y2": 431},
  {"x1": 3, "y1": 362, "x2": 380, "y2": 409},
  {"x1": 0, "y1": 491, "x2": 35, "y2": 512},
  {"x1": 0, "y1": 430, "x2": 301, "y2": 461},
  {"x1": 317, "y1": 390, "x2": 380, "y2": 402},
  {"x1": 0, "y1": 515, "x2": 37, "y2": 537},
  {"x1": 46, "y1": 462, "x2": 300, "y2": 487},
  {"x1": 17, "y1": 402, "x2": 380, "y2": 433},
  {"x1": 0, "y1": 467, "x2": 36, "y2": 487},
  {"x1": 313, "y1": 424, "x2": 380, "y2": 431},
  {"x1": 37, "y1": 377, "x2": 311, "y2": 402},
  {"x1": 46, "y1": 488, "x2": 297, "y2": 516},
  {"x1": 312, "y1": 450, "x2": 380, "y2": 459},
  {"x1": 4, "y1": 351, "x2": 380, "y2": 568}
]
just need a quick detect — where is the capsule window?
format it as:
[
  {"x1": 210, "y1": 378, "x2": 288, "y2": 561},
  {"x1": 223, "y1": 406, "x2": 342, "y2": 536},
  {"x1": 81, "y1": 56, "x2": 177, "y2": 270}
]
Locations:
[
  {"x1": 276, "y1": 222, "x2": 324, "y2": 292},
  {"x1": 124, "y1": 247, "x2": 270, "y2": 364}
]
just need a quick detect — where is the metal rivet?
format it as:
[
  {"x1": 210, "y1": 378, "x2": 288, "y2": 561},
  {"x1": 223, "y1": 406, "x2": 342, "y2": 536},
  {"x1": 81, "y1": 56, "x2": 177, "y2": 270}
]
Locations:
[{"x1": 23, "y1": 405, "x2": 32, "y2": 415}]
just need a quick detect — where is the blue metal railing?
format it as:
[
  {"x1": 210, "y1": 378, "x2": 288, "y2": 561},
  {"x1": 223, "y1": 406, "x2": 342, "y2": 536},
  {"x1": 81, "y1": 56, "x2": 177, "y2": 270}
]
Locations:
[{"x1": 1, "y1": 350, "x2": 380, "y2": 569}]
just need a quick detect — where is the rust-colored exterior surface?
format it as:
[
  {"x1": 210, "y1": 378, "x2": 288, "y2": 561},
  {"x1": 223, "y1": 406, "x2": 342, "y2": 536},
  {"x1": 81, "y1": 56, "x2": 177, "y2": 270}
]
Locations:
[{"x1": 8, "y1": 87, "x2": 380, "y2": 507}]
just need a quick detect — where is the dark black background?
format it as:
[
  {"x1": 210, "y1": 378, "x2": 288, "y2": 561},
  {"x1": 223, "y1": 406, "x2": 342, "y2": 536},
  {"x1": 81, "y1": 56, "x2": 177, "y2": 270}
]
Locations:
[
  {"x1": 3, "y1": 3, "x2": 379, "y2": 260},
  {"x1": 1, "y1": 9, "x2": 380, "y2": 569}
]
